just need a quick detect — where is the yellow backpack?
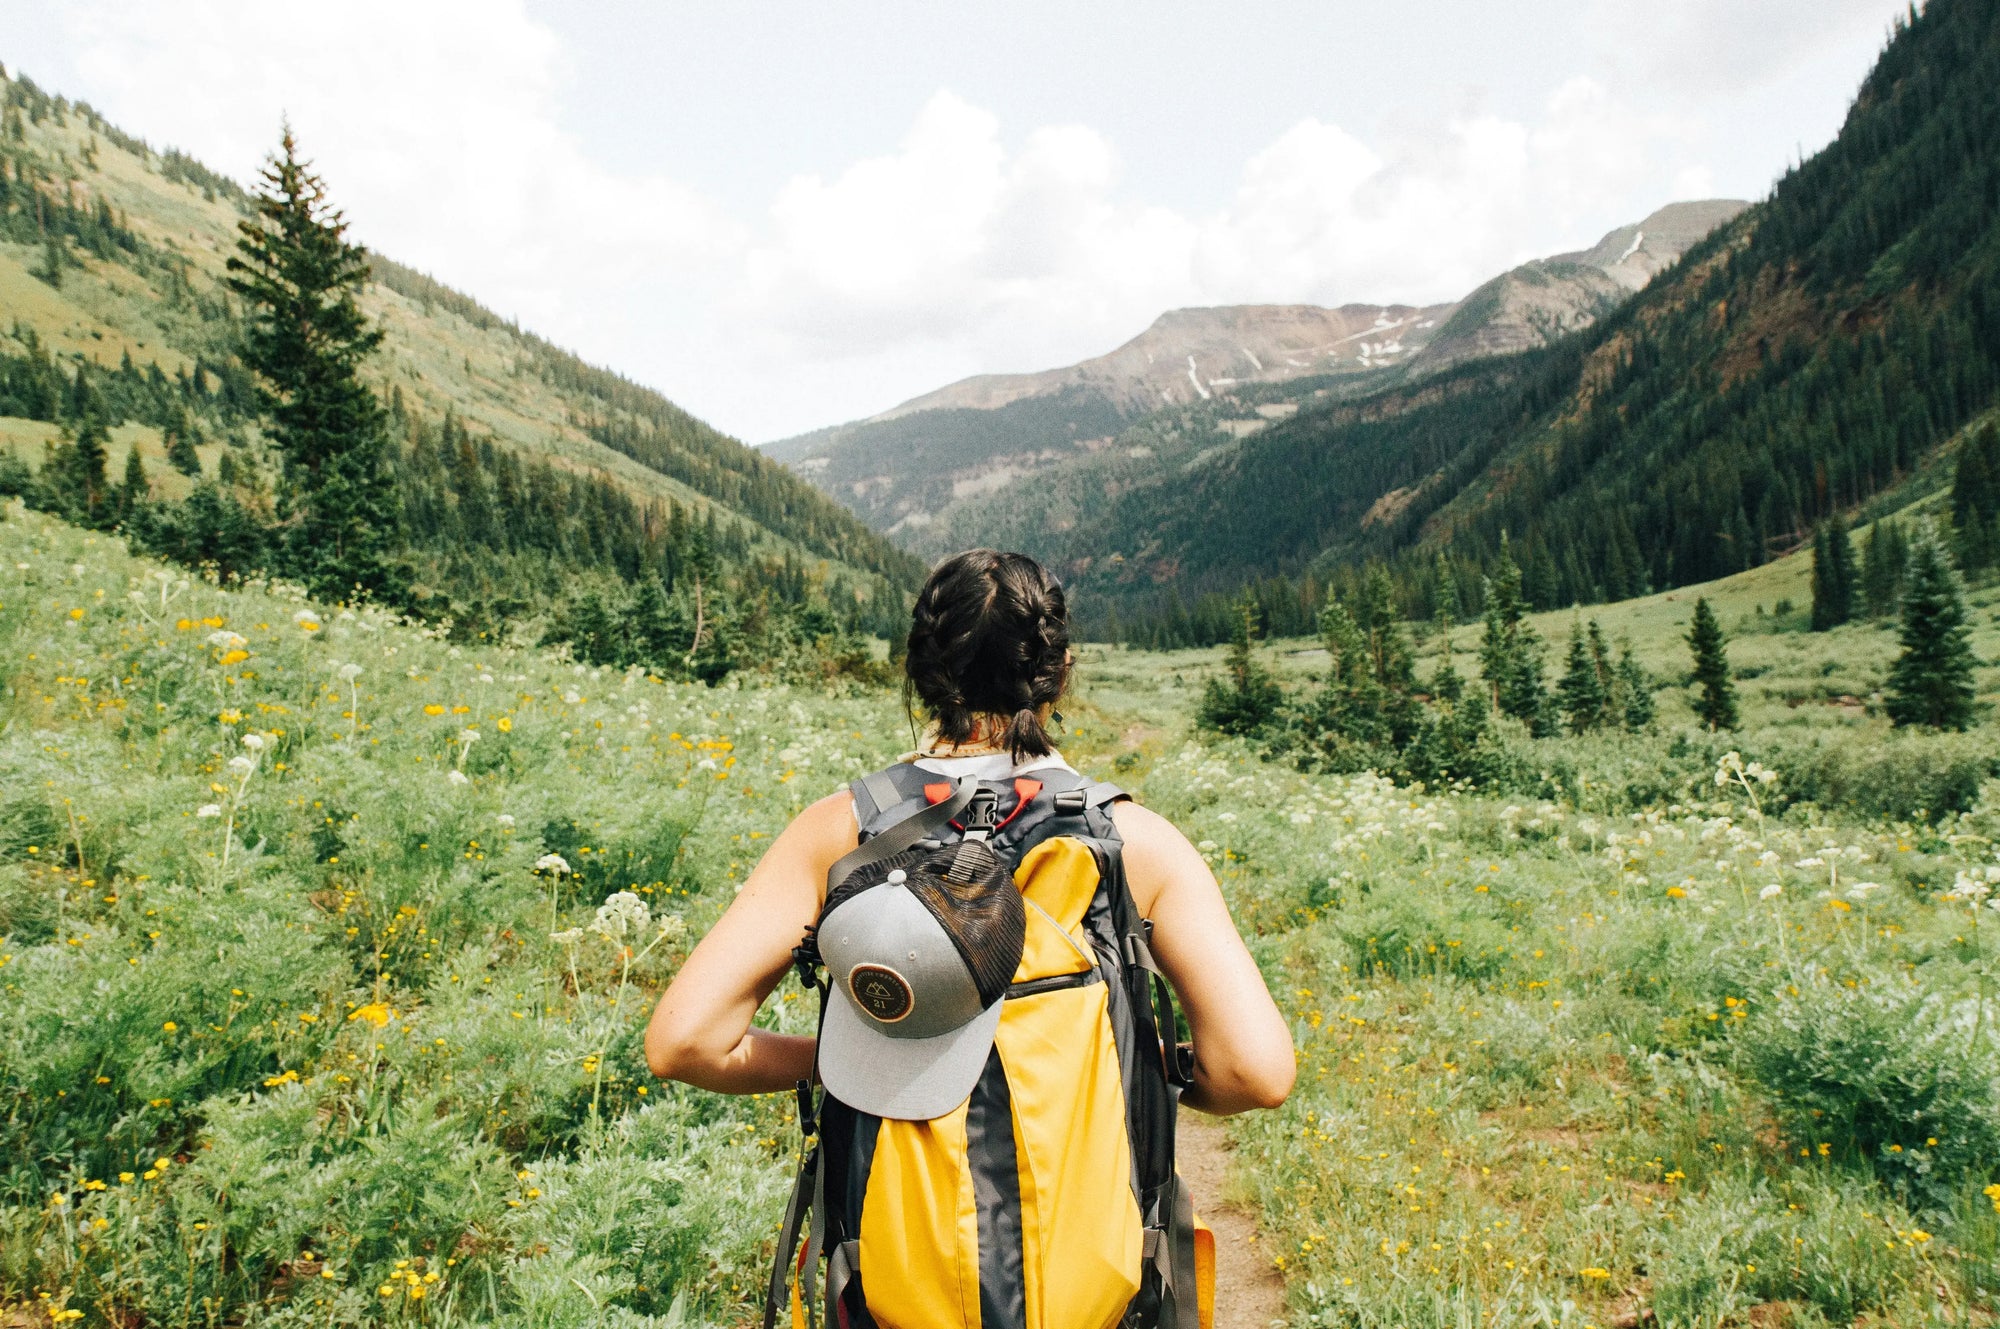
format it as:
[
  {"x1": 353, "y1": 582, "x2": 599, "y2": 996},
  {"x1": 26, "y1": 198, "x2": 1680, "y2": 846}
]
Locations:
[{"x1": 768, "y1": 763, "x2": 1213, "y2": 1329}]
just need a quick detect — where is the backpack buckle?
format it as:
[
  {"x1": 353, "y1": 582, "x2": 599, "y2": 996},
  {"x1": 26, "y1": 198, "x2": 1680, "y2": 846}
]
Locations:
[
  {"x1": 1052, "y1": 788, "x2": 1087, "y2": 815},
  {"x1": 794, "y1": 1078, "x2": 818, "y2": 1139},
  {"x1": 792, "y1": 933, "x2": 823, "y2": 988},
  {"x1": 961, "y1": 788, "x2": 1000, "y2": 839}
]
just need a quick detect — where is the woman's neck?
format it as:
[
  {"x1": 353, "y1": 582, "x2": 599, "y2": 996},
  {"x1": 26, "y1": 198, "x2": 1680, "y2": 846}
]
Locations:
[{"x1": 914, "y1": 719, "x2": 1011, "y2": 758}]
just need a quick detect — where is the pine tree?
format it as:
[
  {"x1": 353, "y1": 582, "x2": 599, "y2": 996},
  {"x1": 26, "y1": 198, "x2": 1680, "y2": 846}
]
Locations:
[
  {"x1": 1557, "y1": 619, "x2": 1610, "y2": 734},
  {"x1": 1686, "y1": 597, "x2": 1738, "y2": 730},
  {"x1": 1432, "y1": 550, "x2": 1461, "y2": 625},
  {"x1": 1477, "y1": 543, "x2": 1549, "y2": 732},
  {"x1": 1356, "y1": 564, "x2": 1414, "y2": 689},
  {"x1": 1862, "y1": 518, "x2": 1910, "y2": 617},
  {"x1": 1952, "y1": 422, "x2": 2000, "y2": 531},
  {"x1": 1810, "y1": 518, "x2": 1856, "y2": 629},
  {"x1": 226, "y1": 127, "x2": 399, "y2": 601},
  {"x1": 164, "y1": 411, "x2": 202, "y2": 477},
  {"x1": 1884, "y1": 529, "x2": 1979, "y2": 730},
  {"x1": 1962, "y1": 507, "x2": 1995, "y2": 576},
  {"x1": 118, "y1": 446, "x2": 147, "y2": 521},
  {"x1": 1198, "y1": 595, "x2": 1282, "y2": 736},
  {"x1": 1429, "y1": 599, "x2": 1464, "y2": 702},
  {"x1": 1615, "y1": 642, "x2": 1655, "y2": 730},
  {"x1": 34, "y1": 233, "x2": 62, "y2": 288}
]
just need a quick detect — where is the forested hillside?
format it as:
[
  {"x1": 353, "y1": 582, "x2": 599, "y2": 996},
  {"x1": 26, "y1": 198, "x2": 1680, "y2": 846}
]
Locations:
[
  {"x1": 778, "y1": 206, "x2": 1741, "y2": 563},
  {"x1": 1047, "y1": 0, "x2": 2000, "y2": 642},
  {"x1": 0, "y1": 63, "x2": 923, "y2": 671}
]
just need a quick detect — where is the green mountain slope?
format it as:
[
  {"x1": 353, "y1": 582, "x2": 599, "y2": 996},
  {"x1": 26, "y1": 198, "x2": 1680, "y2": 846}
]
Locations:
[
  {"x1": 776, "y1": 204, "x2": 1742, "y2": 559},
  {"x1": 1037, "y1": 0, "x2": 2000, "y2": 636},
  {"x1": 0, "y1": 63, "x2": 923, "y2": 652}
]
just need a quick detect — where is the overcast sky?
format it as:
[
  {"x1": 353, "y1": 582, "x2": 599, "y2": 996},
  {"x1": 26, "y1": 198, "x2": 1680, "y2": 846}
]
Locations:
[{"x1": 2, "y1": 0, "x2": 1912, "y2": 442}]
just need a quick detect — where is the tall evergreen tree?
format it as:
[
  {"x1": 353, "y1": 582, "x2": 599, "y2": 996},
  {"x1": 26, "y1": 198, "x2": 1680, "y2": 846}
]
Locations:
[
  {"x1": 1198, "y1": 595, "x2": 1282, "y2": 736},
  {"x1": 118, "y1": 446, "x2": 147, "y2": 521},
  {"x1": 1615, "y1": 642, "x2": 1655, "y2": 731},
  {"x1": 1884, "y1": 529, "x2": 1979, "y2": 730},
  {"x1": 1861, "y1": 518, "x2": 1910, "y2": 618},
  {"x1": 1356, "y1": 564, "x2": 1415, "y2": 690},
  {"x1": 1951, "y1": 422, "x2": 2000, "y2": 530},
  {"x1": 40, "y1": 416, "x2": 114, "y2": 528},
  {"x1": 1810, "y1": 518, "x2": 1857, "y2": 629},
  {"x1": 1686, "y1": 597, "x2": 1738, "y2": 730},
  {"x1": 34, "y1": 233, "x2": 62, "y2": 288},
  {"x1": 1429, "y1": 598, "x2": 1464, "y2": 702},
  {"x1": 226, "y1": 127, "x2": 399, "y2": 601},
  {"x1": 164, "y1": 409, "x2": 202, "y2": 477},
  {"x1": 1477, "y1": 542, "x2": 1549, "y2": 732},
  {"x1": 1557, "y1": 618, "x2": 1610, "y2": 734}
]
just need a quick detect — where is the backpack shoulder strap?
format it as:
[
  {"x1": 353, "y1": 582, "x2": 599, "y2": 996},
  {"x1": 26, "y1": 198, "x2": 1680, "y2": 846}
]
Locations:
[
  {"x1": 846, "y1": 763, "x2": 939, "y2": 838},
  {"x1": 827, "y1": 776, "x2": 976, "y2": 894}
]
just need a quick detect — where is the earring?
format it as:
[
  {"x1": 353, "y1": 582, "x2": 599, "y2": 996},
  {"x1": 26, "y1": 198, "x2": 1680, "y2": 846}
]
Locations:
[{"x1": 1050, "y1": 709, "x2": 1065, "y2": 728}]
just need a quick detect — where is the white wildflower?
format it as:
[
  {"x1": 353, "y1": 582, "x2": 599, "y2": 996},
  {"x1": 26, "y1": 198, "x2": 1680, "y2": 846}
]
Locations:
[
  {"x1": 655, "y1": 915, "x2": 688, "y2": 943},
  {"x1": 549, "y1": 928, "x2": 584, "y2": 947},
  {"x1": 1759, "y1": 884, "x2": 1783, "y2": 900},
  {"x1": 459, "y1": 728, "x2": 480, "y2": 744},
  {"x1": 196, "y1": 804, "x2": 222, "y2": 819},
  {"x1": 226, "y1": 755, "x2": 256, "y2": 777},
  {"x1": 593, "y1": 890, "x2": 650, "y2": 941},
  {"x1": 240, "y1": 733, "x2": 267, "y2": 751},
  {"x1": 207, "y1": 630, "x2": 247, "y2": 650},
  {"x1": 496, "y1": 814, "x2": 516, "y2": 829},
  {"x1": 337, "y1": 663, "x2": 363, "y2": 681},
  {"x1": 562, "y1": 691, "x2": 583, "y2": 705},
  {"x1": 446, "y1": 769, "x2": 470, "y2": 787},
  {"x1": 534, "y1": 853, "x2": 573, "y2": 876},
  {"x1": 1847, "y1": 881, "x2": 1884, "y2": 899}
]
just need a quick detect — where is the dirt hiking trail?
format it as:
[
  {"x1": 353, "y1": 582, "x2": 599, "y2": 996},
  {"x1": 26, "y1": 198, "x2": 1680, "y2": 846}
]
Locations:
[{"x1": 1179, "y1": 1115, "x2": 1289, "y2": 1328}]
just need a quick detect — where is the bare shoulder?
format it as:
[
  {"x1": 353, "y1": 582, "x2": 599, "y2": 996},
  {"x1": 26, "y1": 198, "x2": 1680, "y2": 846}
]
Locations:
[
  {"x1": 781, "y1": 789, "x2": 859, "y2": 865},
  {"x1": 1110, "y1": 799, "x2": 1208, "y2": 913},
  {"x1": 1109, "y1": 798, "x2": 1185, "y2": 846}
]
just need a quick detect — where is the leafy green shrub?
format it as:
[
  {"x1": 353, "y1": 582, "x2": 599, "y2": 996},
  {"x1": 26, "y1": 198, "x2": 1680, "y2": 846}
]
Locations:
[
  {"x1": 1757, "y1": 728, "x2": 1997, "y2": 821},
  {"x1": 1329, "y1": 889, "x2": 1517, "y2": 984},
  {"x1": 1649, "y1": 1171, "x2": 1939, "y2": 1326},
  {"x1": 1737, "y1": 977, "x2": 2000, "y2": 1209}
]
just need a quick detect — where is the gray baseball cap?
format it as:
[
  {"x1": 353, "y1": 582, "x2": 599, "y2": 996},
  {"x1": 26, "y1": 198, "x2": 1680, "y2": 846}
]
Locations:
[{"x1": 816, "y1": 862, "x2": 1019, "y2": 1120}]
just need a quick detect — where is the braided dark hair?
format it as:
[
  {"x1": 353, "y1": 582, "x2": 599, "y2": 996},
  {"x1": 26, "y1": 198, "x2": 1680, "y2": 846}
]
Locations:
[{"x1": 905, "y1": 549, "x2": 1071, "y2": 761}]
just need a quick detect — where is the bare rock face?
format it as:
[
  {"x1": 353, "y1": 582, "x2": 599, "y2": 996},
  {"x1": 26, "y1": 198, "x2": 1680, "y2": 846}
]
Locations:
[
  {"x1": 1409, "y1": 200, "x2": 1749, "y2": 373},
  {"x1": 874, "y1": 301, "x2": 1459, "y2": 422},
  {"x1": 770, "y1": 199, "x2": 1747, "y2": 540}
]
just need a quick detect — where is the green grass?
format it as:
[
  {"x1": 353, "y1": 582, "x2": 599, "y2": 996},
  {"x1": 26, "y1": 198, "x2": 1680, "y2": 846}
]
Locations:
[{"x1": 3, "y1": 502, "x2": 1997, "y2": 1327}]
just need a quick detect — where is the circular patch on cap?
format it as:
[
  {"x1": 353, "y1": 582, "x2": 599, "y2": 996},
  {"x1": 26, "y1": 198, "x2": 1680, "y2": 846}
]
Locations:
[{"x1": 847, "y1": 964, "x2": 916, "y2": 1023}]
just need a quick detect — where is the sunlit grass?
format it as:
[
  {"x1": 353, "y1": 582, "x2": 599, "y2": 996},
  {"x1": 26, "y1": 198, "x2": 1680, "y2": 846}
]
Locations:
[{"x1": 2, "y1": 501, "x2": 1996, "y2": 1327}]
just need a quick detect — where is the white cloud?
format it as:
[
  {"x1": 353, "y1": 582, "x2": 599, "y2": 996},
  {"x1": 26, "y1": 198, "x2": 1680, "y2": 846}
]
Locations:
[
  {"x1": 733, "y1": 75, "x2": 1706, "y2": 418},
  {"x1": 1580, "y1": 0, "x2": 1904, "y2": 94},
  {"x1": 56, "y1": 0, "x2": 737, "y2": 364},
  {"x1": 8, "y1": 0, "x2": 1900, "y2": 440}
]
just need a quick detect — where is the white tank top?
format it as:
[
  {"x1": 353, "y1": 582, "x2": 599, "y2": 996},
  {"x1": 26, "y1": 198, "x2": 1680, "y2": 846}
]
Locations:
[{"x1": 908, "y1": 750, "x2": 1077, "y2": 782}]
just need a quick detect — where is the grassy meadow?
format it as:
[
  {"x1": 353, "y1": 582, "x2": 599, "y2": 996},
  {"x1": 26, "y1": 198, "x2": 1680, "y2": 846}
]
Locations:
[{"x1": 3, "y1": 500, "x2": 1998, "y2": 1327}]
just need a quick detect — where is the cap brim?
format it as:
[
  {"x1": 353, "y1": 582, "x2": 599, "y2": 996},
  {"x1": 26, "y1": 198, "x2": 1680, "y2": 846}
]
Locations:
[{"x1": 817, "y1": 987, "x2": 1005, "y2": 1121}]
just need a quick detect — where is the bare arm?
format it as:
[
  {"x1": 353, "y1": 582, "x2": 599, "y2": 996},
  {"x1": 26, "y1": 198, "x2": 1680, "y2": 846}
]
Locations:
[
  {"x1": 644, "y1": 792, "x2": 854, "y2": 1093},
  {"x1": 1114, "y1": 801, "x2": 1295, "y2": 1115}
]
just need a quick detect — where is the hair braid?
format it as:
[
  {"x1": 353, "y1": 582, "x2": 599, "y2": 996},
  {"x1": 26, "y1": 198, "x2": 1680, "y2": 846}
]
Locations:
[{"x1": 904, "y1": 549, "x2": 1071, "y2": 760}]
